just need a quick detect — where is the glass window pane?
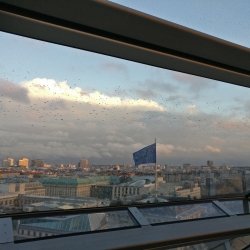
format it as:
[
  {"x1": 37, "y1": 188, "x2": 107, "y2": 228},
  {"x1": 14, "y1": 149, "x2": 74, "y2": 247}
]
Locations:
[
  {"x1": 167, "y1": 240, "x2": 226, "y2": 250},
  {"x1": 139, "y1": 203, "x2": 226, "y2": 224},
  {"x1": 12, "y1": 210, "x2": 138, "y2": 241},
  {"x1": 1, "y1": 30, "x2": 250, "y2": 214},
  {"x1": 230, "y1": 235, "x2": 250, "y2": 250},
  {"x1": 219, "y1": 200, "x2": 250, "y2": 214},
  {"x1": 165, "y1": 234, "x2": 250, "y2": 250}
]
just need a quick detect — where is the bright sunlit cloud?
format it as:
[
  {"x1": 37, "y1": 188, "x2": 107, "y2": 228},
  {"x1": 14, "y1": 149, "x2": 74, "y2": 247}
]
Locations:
[{"x1": 21, "y1": 78, "x2": 165, "y2": 111}]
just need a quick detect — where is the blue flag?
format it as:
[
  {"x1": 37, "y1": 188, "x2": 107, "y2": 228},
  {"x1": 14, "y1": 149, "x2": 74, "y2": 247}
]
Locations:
[{"x1": 133, "y1": 143, "x2": 156, "y2": 166}]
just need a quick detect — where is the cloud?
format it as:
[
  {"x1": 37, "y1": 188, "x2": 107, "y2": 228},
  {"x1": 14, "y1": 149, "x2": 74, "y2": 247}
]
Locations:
[
  {"x1": 143, "y1": 79, "x2": 178, "y2": 93},
  {"x1": 166, "y1": 94, "x2": 189, "y2": 103},
  {"x1": 211, "y1": 136, "x2": 225, "y2": 144},
  {"x1": 214, "y1": 120, "x2": 249, "y2": 131},
  {"x1": 157, "y1": 144, "x2": 175, "y2": 156},
  {"x1": 172, "y1": 72, "x2": 218, "y2": 95},
  {"x1": 133, "y1": 79, "x2": 178, "y2": 99},
  {"x1": 21, "y1": 78, "x2": 164, "y2": 111},
  {"x1": 100, "y1": 62, "x2": 127, "y2": 73},
  {"x1": 175, "y1": 146, "x2": 187, "y2": 152},
  {"x1": 133, "y1": 88, "x2": 158, "y2": 99},
  {"x1": 0, "y1": 79, "x2": 30, "y2": 103},
  {"x1": 0, "y1": 76, "x2": 250, "y2": 166},
  {"x1": 176, "y1": 146, "x2": 203, "y2": 153},
  {"x1": 204, "y1": 145, "x2": 221, "y2": 153},
  {"x1": 189, "y1": 148, "x2": 203, "y2": 153},
  {"x1": 185, "y1": 105, "x2": 198, "y2": 113},
  {"x1": 52, "y1": 130, "x2": 69, "y2": 138}
]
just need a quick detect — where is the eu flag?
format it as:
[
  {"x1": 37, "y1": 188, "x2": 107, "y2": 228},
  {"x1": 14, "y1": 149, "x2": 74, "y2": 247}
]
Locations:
[{"x1": 133, "y1": 143, "x2": 156, "y2": 166}]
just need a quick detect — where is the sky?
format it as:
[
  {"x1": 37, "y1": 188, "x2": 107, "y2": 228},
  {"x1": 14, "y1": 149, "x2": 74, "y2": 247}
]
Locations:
[
  {"x1": 0, "y1": 1, "x2": 250, "y2": 166},
  {"x1": 111, "y1": 0, "x2": 250, "y2": 48}
]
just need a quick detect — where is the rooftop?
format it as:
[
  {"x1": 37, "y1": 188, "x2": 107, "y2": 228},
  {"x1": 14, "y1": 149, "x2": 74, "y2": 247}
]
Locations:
[{"x1": 40, "y1": 176, "x2": 117, "y2": 185}]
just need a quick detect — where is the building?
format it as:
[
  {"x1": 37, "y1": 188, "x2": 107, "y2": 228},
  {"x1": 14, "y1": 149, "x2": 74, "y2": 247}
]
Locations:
[
  {"x1": 183, "y1": 163, "x2": 191, "y2": 169},
  {"x1": 175, "y1": 183, "x2": 201, "y2": 199},
  {"x1": 40, "y1": 176, "x2": 115, "y2": 197},
  {"x1": 18, "y1": 194, "x2": 109, "y2": 211},
  {"x1": 31, "y1": 159, "x2": 44, "y2": 168},
  {"x1": 0, "y1": 192, "x2": 18, "y2": 210},
  {"x1": 18, "y1": 158, "x2": 29, "y2": 168},
  {"x1": 0, "y1": 171, "x2": 20, "y2": 178},
  {"x1": 91, "y1": 184, "x2": 151, "y2": 200},
  {"x1": 165, "y1": 173, "x2": 181, "y2": 183},
  {"x1": 207, "y1": 161, "x2": 214, "y2": 167},
  {"x1": 0, "y1": 181, "x2": 45, "y2": 213},
  {"x1": 78, "y1": 159, "x2": 88, "y2": 169},
  {"x1": 201, "y1": 166, "x2": 211, "y2": 171},
  {"x1": 180, "y1": 173, "x2": 196, "y2": 182},
  {"x1": 0, "y1": 181, "x2": 45, "y2": 196},
  {"x1": 2, "y1": 158, "x2": 14, "y2": 167}
]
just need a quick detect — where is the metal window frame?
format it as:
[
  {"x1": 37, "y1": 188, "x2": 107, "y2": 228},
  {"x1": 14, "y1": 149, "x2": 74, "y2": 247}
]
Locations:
[
  {"x1": 0, "y1": 0, "x2": 250, "y2": 88},
  {"x1": 0, "y1": 198, "x2": 247, "y2": 248},
  {"x1": 0, "y1": 196, "x2": 243, "y2": 220},
  {"x1": 1, "y1": 212, "x2": 250, "y2": 250}
]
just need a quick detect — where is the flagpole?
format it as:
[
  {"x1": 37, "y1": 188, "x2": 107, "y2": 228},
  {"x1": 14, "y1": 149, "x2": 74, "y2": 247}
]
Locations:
[{"x1": 155, "y1": 138, "x2": 158, "y2": 202}]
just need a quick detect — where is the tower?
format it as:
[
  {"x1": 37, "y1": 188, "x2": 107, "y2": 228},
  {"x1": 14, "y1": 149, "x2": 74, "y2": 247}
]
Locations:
[
  {"x1": 78, "y1": 159, "x2": 88, "y2": 169},
  {"x1": 18, "y1": 158, "x2": 29, "y2": 168}
]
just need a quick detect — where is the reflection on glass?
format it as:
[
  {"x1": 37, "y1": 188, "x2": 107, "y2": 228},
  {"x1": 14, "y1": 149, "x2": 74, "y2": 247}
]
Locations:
[
  {"x1": 12, "y1": 210, "x2": 138, "y2": 241},
  {"x1": 165, "y1": 234, "x2": 250, "y2": 250},
  {"x1": 139, "y1": 203, "x2": 226, "y2": 224},
  {"x1": 220, "y1": 200, "x2": 249, "y2": 214},
  {"x1": 230, "y1": 235, "x2": 250, "y2": 250},
  {"x1": 1, "y1": 28, "x2": 250, "y2": 215},
  {"x1": 167, "y1": 240, "x2": 226, "y2": 250}
]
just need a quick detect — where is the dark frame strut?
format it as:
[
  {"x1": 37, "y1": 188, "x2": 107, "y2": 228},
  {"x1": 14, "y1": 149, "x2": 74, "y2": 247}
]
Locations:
[{"x1": 0, "y1": 0, "x2": 250, "y2": 88}]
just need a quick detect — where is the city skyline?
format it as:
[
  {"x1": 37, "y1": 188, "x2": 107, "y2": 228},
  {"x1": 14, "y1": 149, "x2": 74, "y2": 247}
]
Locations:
[{"x1": 0, "y1": 155, "x2": 246, "y2": 168}]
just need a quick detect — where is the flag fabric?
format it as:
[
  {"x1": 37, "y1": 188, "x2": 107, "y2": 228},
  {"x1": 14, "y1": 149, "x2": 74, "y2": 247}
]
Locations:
[{"x1": 133, "y1": 143, "x2": 156, "y2": 166}]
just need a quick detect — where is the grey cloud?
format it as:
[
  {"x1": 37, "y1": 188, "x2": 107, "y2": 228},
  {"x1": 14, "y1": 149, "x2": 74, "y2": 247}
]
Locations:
[
  {"x1": 171, "y1": 72, "x2": 218, "y2": 96},
  {"x1": 166, "y1": 94, "x2": 190, "y2": 103},
  {"x1": 143, "y1": 79, "x2": 178, "y2": 93},
  {"x1": 0, "y1": 79, "x2": 30, "y2": 103},
  {"x1": 100, "y1": 62, "x2": 127, "y2": 73},
  {"x1": 46, "y1": 99, "x2": 67, "y2": 109},
  {"x1": 243, "y1": 100, "x2": 250, "y2": 117},
  {"x1": 80, "y1": 90, "x2": 89, "y2": 96},
  {"x1": 131, "y1": 79, "x2": 178, "y2": 100},
  {"x1": 0, "y1": 88, "x2": 250, "y2": 166},
  {"x1": 133, "y1": 88, "x2": 158, "y2": 99}
]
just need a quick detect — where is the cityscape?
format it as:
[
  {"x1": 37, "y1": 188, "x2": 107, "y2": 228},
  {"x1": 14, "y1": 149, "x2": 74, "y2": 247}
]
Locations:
[{"x1": 1, "y1": 154, "x2": 250, "y2": 240}]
